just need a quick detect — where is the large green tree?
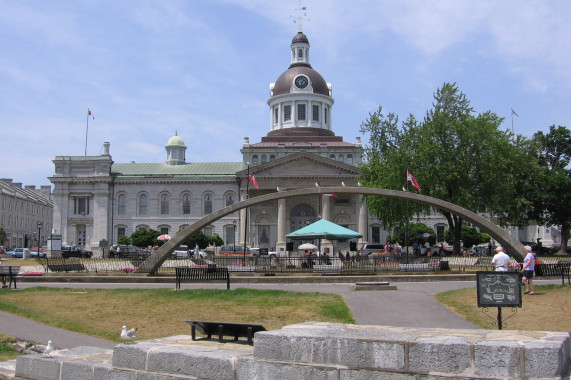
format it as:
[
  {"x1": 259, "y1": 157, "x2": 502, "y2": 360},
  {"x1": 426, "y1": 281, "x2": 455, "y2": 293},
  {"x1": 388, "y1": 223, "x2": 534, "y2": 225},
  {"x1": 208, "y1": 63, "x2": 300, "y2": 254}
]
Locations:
[
  {"x1": 528, "y1": 125, "x2": 571, "y2": 254},
  {"x1": 359, "y1": 83, "x2": 534, "y2": 255},
  {"x1": 130, "y1": 228, "x2": 160, "y2": 248}
]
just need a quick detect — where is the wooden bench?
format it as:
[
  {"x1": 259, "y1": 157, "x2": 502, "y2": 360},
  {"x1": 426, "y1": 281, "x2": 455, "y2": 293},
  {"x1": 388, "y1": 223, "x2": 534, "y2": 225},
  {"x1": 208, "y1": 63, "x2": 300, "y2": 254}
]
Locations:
[
  {"x1": 399, "y1": 263, "x2": 431, "y2": 271},
  {"x1": 185, "y1": 320, "x2": 266, "y2": 345},
  {"x1": 175, "y1": 267, "x2": 230, "y2": 290},
  {"x1": 535, "y1": 263, "x2": 570, "y2": 285},
  {"x1": 313, "y1": 264, "x2": 342, "y2": 274},
  {"x1": 0, "y1": 265, "x2": 21, "y2": 289}
]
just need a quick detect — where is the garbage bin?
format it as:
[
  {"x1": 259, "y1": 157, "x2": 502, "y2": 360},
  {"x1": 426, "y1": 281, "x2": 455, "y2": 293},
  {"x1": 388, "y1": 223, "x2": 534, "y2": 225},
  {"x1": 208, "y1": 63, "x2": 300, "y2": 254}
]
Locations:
[
  {"x1": 23, "y1": 248, "x2": 30, "y2": 259},
  {"x1": 439, "y1": 260, "x2": 450, "y2": 271}
]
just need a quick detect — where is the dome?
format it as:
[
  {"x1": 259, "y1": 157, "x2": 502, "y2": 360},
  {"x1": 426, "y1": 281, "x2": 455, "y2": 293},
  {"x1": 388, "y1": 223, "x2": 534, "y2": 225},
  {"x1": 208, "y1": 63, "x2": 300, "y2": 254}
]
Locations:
[
  {"x1": 272, "y1": 66, "x2": 330, "y2": 96},
  {"x1": 166, "y1": 131, "x2": 186, "y2": 147},
  {"x1": 292, "y1": 31, "x2": 309, "y2": 45}
]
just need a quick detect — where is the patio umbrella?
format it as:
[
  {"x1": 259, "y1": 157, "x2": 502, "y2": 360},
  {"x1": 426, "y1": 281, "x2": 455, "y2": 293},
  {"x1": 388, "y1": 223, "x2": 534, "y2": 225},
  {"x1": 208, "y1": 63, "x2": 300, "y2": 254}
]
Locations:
[
  {"x1": 297, "y1": 243, "x2": 318, "y2": 251},
  {"x1": 157, "y1": 234, "x2": 172, "y2": 241},
  {"x1": 418, "y1": 233, "x2": 434, "y2": 239}
]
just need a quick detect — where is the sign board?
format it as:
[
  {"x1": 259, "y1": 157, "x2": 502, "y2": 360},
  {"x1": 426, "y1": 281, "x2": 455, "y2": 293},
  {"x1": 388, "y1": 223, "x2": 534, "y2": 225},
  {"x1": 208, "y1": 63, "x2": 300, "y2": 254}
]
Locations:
[
  {"x1": 47, "y1": 235, "x2": 62, "y2": 251},
  {"x1": 259, "y1": 248, "x2": 268, "y2": 255},
  {"x1": 476, "y1": 271, "x2": 522, "y2": 308}
]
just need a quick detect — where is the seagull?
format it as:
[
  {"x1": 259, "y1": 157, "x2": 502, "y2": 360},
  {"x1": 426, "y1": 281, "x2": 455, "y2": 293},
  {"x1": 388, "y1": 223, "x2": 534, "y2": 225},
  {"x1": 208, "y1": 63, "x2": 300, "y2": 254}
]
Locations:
[
  {"x1": 276, "y1": 186, "x2": 281, "y2": 192},
  {"x1": 315, "y1": 182, "x2": 320, "y2": 187},
  {"x1": 42, "y1": 340, "x2": 54, "y2": 356},
  {"x1": 341, "y1": 182, "x2": 346, "y2": 187},
  {"x1": 357, "y1": 182, "x2": 363, "y2": 187},
  {"x1": 121, "y1": 326, "x2": 138, "y2": 341}
]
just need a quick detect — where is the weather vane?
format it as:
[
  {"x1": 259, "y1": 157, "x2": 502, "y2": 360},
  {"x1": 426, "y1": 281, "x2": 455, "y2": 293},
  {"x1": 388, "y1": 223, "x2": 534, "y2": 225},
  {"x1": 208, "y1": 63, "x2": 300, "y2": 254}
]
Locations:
[{"x1": 291, "y1": 1, "x2": 309, "y2": 32}]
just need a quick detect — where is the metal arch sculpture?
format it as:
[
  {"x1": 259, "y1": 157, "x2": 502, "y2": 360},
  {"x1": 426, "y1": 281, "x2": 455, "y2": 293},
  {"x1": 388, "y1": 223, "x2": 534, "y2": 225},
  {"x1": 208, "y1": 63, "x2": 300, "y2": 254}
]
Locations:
[{"x1": 136, "y1": 187, "x2": 524, "y2": 274}]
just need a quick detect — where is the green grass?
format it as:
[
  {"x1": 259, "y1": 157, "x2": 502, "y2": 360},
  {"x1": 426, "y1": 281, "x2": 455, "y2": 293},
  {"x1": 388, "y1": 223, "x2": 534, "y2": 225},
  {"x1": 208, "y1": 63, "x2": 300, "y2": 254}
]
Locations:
[
  {"x1": 0, "y1": 334, "x2": 19, "y2": 362},
  {"x1": 0, "y1": 287, "x2": 354, "y2": 342}
]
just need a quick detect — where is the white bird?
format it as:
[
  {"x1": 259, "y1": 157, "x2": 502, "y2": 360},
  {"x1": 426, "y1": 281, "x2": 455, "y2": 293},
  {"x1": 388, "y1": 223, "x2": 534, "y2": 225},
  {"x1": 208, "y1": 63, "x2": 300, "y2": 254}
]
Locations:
[
  {"x1": 43, "y1": 340, "x2": 54, "y2": 356},
  {"x1": 357, "y1": 182, "x2": 363, "y2": 187},
  {"x1": 341, "y1": 182, "x2": 346, "y2": 187},
  {"x1": 121, "y1": 326, "x2": 138, "y2": 341},
  {"x1": 315, "y1": 182, "x2": 320, "y2": 187},
  {"x1": 276, "y1": 186, "x2": 281, "y2": 192}
]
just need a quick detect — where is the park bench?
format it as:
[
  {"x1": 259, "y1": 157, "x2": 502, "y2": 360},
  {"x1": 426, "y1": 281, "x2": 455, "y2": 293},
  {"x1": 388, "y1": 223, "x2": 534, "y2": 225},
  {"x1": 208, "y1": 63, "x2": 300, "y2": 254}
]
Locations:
[
  {"x1": 226, "y1": 265, "x2": 256, "y2": 273},
  {"x1": 0, "y1": 265, "x2": 21, "y2": 289},
  {"x1": 313, "y1": 264, "x2": 342, "y2": 275},
  {"x1": 175, "y1": 267, "x2": 230, "y2": 290},
  {"x1": 399, "y1": 263, "x2": 431, "y2": 271},
  {"x1": 185, "y1": 320, "x2": 266, "y2": 345},
  {"x1": 535, "y1": 263, "x2": 570, "y2": 285},
  {"x1": 35, "y1": 258, "x2": 87, "y2": 273}
]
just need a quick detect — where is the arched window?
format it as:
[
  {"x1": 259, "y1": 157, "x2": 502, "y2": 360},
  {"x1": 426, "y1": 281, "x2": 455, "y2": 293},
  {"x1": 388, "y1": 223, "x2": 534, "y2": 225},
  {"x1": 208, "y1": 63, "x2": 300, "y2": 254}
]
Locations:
[
  {"x1": 270, "y1": 154, "x2": 276, "y2": 162},
  {"x1": 160, "y1": 194, "x2": 169, "y2": 215},
  {"x1": 346, "y1": 154, "x2": 353, "y2": 164},
  {"x1": 138, "y1": 194, "x2": 148, "y2": 215},
  {"x1": 261, "y1": 154, "x2": 267, "y2": 164},
  {"x1": 330, "y1": 154, "x2": 336, "y2": 160},
  {"x1": 204, "y1": 194, "x2": 212, "y2": 215},
  {"x1": 338, "y1": 154, "x2": 344, "y2": 162},
  {"x1": 226, "y1": 193, "x2": 234, "y2": 206},
  {"x1": 182, "y1": 194, "x2": 191, "y2": 215},
  {"x1": 252, "y1": 155, "x2": 259, "y2": 165},
  {"x1": 117, "y1": 194, "x2": 126, "y2": 215},
  {"x1": 298, "y1": 48, "x2": 303, "y2": 58}
]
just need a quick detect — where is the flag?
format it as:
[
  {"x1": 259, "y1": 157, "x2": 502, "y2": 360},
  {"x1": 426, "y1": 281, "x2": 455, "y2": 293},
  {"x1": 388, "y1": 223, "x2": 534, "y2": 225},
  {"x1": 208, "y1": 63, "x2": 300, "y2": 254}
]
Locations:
[
  {"x1": 324, "y1": 193, "x2": 338, "y2": 198},
  {"x1": 511, "y1": 108, "x2": 519, "y2": 117},
  {"x1": 88, "y1": 108, "x2": 94, "y2": 119},
  {"x1": 248, "y1": 173, "x2": 259, "y2": 190},
  {"x1": 407, "y1": 171, "x2": 421, "y2": 191}
]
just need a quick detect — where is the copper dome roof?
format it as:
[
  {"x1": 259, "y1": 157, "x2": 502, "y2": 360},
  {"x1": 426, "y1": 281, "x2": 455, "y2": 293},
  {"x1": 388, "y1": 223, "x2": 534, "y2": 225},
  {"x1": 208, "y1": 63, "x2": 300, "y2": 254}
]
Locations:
[{"x1": 272, "y1": 66, "x2": 329, "y2": 96}]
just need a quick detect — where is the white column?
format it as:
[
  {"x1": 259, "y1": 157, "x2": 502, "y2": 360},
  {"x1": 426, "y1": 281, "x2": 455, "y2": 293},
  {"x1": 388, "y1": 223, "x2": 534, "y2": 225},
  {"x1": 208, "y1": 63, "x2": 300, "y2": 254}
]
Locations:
[
  {"x1": 358, "y1": 195, "x2": 368, "y2": 245},
  {"x1": 277, "y1": 198, "x2": 286, "y2": 246},
  {"x1": 321, "y1": 194, "x2": 330, "y2": 221}
]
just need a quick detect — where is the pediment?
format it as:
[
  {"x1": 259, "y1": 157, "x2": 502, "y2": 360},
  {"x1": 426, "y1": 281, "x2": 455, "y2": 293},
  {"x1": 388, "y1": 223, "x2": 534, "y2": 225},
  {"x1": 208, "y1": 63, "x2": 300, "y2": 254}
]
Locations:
[{"x1": 239, "y1": 152, "x2": 359, "y2": 180}]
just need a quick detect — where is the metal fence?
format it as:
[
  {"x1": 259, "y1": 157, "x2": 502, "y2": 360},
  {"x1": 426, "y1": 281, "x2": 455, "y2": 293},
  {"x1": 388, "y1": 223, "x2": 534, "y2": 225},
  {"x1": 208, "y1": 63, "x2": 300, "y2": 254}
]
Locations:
[{"x1": 35, "y1": 254, "x2": 570, "y2": 275}]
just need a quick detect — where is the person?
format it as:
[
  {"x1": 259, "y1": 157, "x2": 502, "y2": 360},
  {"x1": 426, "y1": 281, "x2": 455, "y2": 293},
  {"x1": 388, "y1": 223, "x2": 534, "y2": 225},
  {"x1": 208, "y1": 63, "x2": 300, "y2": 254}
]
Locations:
[
  {"x1": 413, "y1": 241, "x2": 419, "y2": 256},
  {"x1": 424, "y1": 241, "x2": 431, "y2": 256},
  {"x1": 439, "y1": 243, "x2": 444, "y2": 256},
  {"x1": 521, "y1": 245, "x2": 535, "y2": 295},
  {"x1": 491, "y1": 246, "x2": 510, "y2": 272},
  {"x1": 0, "y1": 257, "x2": 7, "y2": 288}
]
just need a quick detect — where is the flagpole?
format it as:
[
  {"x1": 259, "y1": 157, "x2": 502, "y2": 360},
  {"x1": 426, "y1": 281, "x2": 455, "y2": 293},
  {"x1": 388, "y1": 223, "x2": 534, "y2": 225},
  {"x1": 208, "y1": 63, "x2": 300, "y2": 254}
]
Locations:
[
  {"x1": 243, "y1": 163, "x2": 250, "y2": 264},
  {"x1": 85, "y1": 109, "x2": 89, "y2": 156},
  {"x1": 405, "y1": 171, "x2": 409, "y2": 267}
]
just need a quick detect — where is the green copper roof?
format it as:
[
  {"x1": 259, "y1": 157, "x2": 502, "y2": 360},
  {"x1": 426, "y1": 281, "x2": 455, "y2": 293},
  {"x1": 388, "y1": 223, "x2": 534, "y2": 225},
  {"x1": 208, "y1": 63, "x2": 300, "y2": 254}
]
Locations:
[{"x1": 112, "y1": 162, "x2": 242, "y2": 177}]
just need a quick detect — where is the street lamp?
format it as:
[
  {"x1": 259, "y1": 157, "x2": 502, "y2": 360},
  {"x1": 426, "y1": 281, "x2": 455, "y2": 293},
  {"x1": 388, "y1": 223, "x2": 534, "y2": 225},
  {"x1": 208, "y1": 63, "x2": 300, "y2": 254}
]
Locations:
[
  {"x1": 37, "y1": 222, "x2": 43, "y2": 256},
  {"x1": 233, "y1": 220, "x2": 237, "y2": 253}
]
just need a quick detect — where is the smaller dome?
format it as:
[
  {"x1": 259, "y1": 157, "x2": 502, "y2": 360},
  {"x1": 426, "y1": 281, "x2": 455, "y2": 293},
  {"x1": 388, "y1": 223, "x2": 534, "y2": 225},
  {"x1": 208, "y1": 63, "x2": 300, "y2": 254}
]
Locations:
[
  {"x1": 166, "y1": 131, "x2": 186, "y2": 147},
  {"x1": 292, "y1": 31, "x2": 309, "y2": 45}
]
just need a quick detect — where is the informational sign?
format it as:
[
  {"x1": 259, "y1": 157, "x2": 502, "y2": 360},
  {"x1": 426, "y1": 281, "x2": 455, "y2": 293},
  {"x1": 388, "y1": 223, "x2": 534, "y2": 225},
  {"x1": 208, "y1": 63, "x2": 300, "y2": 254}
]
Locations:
[
  {"x1": 476, "y1": 272, "x2": 522, "y2": 308},
  {"x1": 259, "y1": 248, "x2": 268, "y2": 255},
  {"x1": 47, "y1": 235, "x2": 62, "y2": 251}
]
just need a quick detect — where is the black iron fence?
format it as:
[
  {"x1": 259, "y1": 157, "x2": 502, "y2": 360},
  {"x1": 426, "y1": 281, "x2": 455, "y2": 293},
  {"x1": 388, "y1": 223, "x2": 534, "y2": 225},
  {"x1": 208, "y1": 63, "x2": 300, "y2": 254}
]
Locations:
[{"x1": 33, "y1": 255, "x2": 571, "y2": 275}]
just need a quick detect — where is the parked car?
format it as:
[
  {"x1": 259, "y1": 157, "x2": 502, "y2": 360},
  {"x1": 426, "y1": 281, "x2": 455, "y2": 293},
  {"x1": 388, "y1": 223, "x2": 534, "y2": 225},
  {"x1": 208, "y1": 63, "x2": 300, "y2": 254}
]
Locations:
[
  {"x1": 6, "y1": 248, "x2": 25, "y2": 258},
  {"x1": 549, "y1": 244, "x2": 571, "y2": 255},
  {"x1": 251, "y1": 247, "x2": 279, "y2": 259},
  {"x1": 218, "y1": 245, "x2": 251, "y2": 255},
  {"x1": 358, "y1": 244, "x2": 385, "y2": 255},
  {"x1": 520, "y1": 241, "x2": 551, "y2": 255},
  {"x1": 172, "y1": 245, "x2": 191, "y2": 258},
  {"x1": 61, "y1": 245, "x2": 93, "y2": 258},
  {"x1": 190, "y1": 249, "x2": 208, "y2": 258},
  {"x1": 29, "y1": 248, "x2": 47, "y2": 258}
]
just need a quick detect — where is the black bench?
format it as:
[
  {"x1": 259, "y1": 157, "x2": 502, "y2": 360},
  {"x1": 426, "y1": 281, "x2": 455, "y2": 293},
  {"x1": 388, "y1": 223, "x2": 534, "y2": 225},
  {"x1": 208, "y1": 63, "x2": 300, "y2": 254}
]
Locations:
[
  {"x1": 185, "y1": 320, "x2": 266, "y2": 345},
  {"x1": 0, "y1": 265, "x2": 21, "y2": 289},
  {"x1": 535, "y1": 263, "x2": 570, "y2": 285},
  {"x1": 35, "y1": 258, "x2": 87, "y2": 273},
  {"x1": 175, "y1": 267, "x2": 230, "y2": 290}
]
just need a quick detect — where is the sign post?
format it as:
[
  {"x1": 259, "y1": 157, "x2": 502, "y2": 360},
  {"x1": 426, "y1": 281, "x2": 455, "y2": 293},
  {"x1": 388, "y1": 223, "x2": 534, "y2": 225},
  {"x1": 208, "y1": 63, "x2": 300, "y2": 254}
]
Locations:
[{"x1": 476, "y1": 272, "x2": 522, "y2": 330}]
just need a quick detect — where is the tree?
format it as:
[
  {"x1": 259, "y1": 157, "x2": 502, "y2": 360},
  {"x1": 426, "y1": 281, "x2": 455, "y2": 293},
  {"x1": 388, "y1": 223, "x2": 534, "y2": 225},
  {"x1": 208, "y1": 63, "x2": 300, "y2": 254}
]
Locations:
[
  {"x1": 209, "y1": 234, "x2": 224, "y2": 249},
  {"x1": 184, "y1": 231, "x2": 211, "y2": 250},
  {"x1": 130, "y1": 229, "x2": 160, "y2": 248},
  {"x1": 390, "y1": 223, "x2": 435, "y2": 246},
  {"x1": 359, "y1": 83, "x2": 535, "y2": 255},
  {"x1": 444, "y1": 226, "x2": 491, "y2": 248},
  {"x1": 117, "y1": 236, "x2": 131, "y2": 245},
  {"x1": 528, "y1": 126, "x2": 571, "y2": 255}
]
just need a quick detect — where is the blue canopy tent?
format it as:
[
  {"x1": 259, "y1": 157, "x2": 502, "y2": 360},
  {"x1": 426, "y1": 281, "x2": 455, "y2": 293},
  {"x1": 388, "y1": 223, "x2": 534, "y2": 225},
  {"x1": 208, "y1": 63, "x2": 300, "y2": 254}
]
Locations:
[{"x1": 286, "y1": 219, "x2": 362, "y2": 240}]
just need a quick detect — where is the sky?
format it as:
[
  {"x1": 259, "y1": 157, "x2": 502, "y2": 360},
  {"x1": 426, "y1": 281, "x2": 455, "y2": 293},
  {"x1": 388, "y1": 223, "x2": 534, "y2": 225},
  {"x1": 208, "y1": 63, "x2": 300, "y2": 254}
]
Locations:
[{"x1": 1, "y1": 0, "x2": 569, "y2": 188}]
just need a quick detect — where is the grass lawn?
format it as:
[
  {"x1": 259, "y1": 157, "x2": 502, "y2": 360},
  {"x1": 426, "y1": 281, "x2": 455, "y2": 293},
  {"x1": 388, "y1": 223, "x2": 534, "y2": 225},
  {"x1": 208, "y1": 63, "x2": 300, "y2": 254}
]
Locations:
[
  {"x1": 0, "y1": 333, "x2": 19, "y2": 362},
  {"x1": 0, "y1": 287, "x2": 354, "y2": 343},
  {"x1": 436, "y1": 284, "x2": 571, "y2": 331}
]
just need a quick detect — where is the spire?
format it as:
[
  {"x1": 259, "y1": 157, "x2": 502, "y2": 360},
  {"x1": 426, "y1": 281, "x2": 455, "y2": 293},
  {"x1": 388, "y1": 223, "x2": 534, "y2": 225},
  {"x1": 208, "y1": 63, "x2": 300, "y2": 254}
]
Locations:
[{"x1": 292, "y1": 2, "x2": 309, "y2": 32}]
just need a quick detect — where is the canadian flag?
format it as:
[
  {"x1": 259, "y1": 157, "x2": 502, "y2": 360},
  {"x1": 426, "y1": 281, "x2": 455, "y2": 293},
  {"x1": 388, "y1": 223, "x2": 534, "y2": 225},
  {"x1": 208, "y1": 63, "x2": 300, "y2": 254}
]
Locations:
[{"x1": 248, "y1": 173, "x2": 259, "y2": 190}]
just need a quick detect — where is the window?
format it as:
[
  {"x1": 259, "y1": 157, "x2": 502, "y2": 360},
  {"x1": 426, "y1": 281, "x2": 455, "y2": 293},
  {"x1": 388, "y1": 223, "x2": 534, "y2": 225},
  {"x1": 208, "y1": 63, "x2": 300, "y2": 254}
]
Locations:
[
  {"x1": 372, "y1": 226, "x2": 381, "y2": 243},
  {"x1": 324, "y1": 106, "x2": 328, "y2": 124},
  {"x1": 297, "y1": 104, "x2": 306, "y2": 120},
  {"x1": 252, "y1": 155, "x2": 259, "y2": 165},
  {"x1": 117, "y1": 194, "x2": 126, "y2": 215},
  {"x1": 312, "y1": 105, "x2": 319, "y2": 121},
  {"x1": 259, "y1": 225, "x2": 270, "y2": 244},
  {"x1": 338, "y1": 154, "x2": 344, "y2": 162},
  {"x1": 274, "y1": 107, "x2": 278, "y2": 124},
  {"x1": 160, "y1": 194, "x2": 169, "y2": 215},
  {"x1": 347, "y1": 154, "x2": 353, "y2": 164},
  {"x1": 436, "y1": 225, "x2": 445, "y2": 242},
  {"x1": 261, "y1": 154, "x2": 267, "y2": 164},
  {"x1": 204, "y1": 226, "x2": 213, "y2": 236},
  {"x1": 204, "y1": 194, "x2": 212, "y2": 215},
  {"x1": 298, "y1": 48, "x2": 303, "y2": 58},
  {"x1": 74, "y1": 197, "x2": 89, "y2": 215},
  {"x1": 139, "y1": 194, "x2": 147, "y2": 215},
  {"x1": 330, "y1": 154, "x2": 336, "y2": 160},
  {"x1": 182, "y1": 194, "x2": 191, "y2": 215},
  {"x1": 283, "y1": 105, "x2": 291, "y2": 122},
  {"x1": 225, "y1": 225, "x2": 236, "y2": 245},
  {"x1": 117, "y1": 227, "x2": 126, "y2": 238},
  {"x1": 270, "y1": 154, "x2": 276, "y2": 161},
  {"x1": 160, "y1": 227, "x2": 169, "y2": 235},
  {"x1": 226, "y1": 193, "x2": 234, "y2": 206}
]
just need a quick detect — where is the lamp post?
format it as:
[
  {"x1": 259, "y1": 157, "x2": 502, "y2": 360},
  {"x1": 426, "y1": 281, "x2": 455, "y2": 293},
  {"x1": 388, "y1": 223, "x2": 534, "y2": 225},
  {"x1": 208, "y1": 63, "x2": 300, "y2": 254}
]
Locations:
[
  {"x1": 233, "y1": 220, "x2": 237, "y2": 253},
  {"x1": 37, "y1": 221, "x2": 42, "y2": 256}
]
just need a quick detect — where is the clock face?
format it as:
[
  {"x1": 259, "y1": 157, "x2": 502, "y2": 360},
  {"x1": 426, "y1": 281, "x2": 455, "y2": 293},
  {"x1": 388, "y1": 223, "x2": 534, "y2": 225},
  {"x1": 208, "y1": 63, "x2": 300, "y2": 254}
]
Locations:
[{"x1": 295, "y1": 75, "x2": 309, "y2": 89}]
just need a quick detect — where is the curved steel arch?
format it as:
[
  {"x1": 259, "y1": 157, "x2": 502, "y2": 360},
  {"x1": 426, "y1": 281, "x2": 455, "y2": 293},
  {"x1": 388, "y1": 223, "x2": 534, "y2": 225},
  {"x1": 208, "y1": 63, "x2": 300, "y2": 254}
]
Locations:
[{"x1": 136, "y1": 187, "x2": 523, "y2": 273}]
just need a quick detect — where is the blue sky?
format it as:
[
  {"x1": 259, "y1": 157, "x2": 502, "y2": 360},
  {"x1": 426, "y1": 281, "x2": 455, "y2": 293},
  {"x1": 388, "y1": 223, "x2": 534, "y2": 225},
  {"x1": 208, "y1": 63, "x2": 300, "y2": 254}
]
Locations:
[{"x1": 1, "y1": 0, "x2": 569, "y2": 188}]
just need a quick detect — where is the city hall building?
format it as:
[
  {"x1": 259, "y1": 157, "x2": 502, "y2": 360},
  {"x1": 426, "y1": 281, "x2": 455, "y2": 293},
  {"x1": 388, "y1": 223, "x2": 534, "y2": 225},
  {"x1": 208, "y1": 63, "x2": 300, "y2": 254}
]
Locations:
[{"x1": 49, "y1": 31, "x2": 555, "y2": 255}]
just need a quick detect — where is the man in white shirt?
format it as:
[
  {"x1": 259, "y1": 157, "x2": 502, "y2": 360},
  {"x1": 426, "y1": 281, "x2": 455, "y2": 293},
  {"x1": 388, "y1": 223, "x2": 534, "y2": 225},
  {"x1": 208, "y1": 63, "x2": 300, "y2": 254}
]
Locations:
[{"x1": 491, "y1": 246, "x2": 510, "y2": 272}]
